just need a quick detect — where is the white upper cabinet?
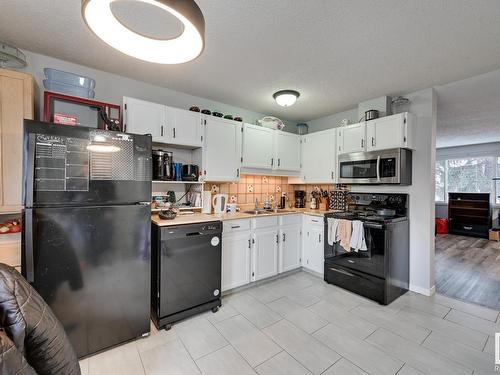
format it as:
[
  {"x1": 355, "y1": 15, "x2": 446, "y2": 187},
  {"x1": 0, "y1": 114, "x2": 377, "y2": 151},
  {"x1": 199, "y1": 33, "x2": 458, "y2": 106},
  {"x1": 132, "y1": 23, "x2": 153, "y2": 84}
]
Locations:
[
  {"x1": 203, "y1": 117, "x2": 242, "y2": 182},
  {"x1": 242, "y1": 123, "x2": 274, "y2": 169},
  {"x1": 366, "y1": 112, "x2": 414, "y2": 151},
  {"x1": 166, "y1": 106, "x2": 203, "y2": 147},
  {"x1": 123, "y1": 97, "x2": 166, "y2": 142},
  {"x1": 301, "y1": 128, "x2": 336, "y2": 183},
  {"x1": 274, "y1": 131, "x2": 301, "y2": 171},
  {"x1": 337, "y1": 122, "x2": 366, "y2": 154}
]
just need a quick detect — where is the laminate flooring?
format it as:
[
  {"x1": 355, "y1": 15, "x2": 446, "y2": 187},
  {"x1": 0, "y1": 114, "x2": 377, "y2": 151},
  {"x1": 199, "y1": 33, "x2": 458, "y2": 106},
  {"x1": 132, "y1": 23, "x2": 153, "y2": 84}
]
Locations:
[
  {"x1": 435, "y1": 233, "x2": 500, "y2": 310},
  {"x1": 80, "y1": 270, "x2": 499, "y2": 375}
]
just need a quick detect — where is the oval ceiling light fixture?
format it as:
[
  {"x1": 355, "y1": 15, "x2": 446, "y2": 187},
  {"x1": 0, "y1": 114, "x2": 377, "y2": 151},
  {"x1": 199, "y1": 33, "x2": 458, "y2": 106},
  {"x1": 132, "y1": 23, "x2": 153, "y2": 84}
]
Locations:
[
  {"x1": 81, "y1": 0, "x2": 205, "y2": 64},
  {"x1": 273, "y1": 90, "x2": 300, "y2": 107}
]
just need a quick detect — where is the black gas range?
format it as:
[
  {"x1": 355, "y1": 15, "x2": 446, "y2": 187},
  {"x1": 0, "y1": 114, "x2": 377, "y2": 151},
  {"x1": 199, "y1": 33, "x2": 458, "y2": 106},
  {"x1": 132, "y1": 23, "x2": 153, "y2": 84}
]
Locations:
[{"x1": 323, "y1": 193, "x2": 409, "y2": 305}]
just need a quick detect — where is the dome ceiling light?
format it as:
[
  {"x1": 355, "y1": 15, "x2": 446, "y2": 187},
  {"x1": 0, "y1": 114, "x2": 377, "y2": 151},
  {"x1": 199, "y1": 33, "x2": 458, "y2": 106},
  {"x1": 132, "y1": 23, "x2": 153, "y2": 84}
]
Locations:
[
  {"x1": 81, "y1": 0, "x2": 205, "y2": 64},
  {"x1": 273, "y1": 90, "x2": 300, "y2": 107}
]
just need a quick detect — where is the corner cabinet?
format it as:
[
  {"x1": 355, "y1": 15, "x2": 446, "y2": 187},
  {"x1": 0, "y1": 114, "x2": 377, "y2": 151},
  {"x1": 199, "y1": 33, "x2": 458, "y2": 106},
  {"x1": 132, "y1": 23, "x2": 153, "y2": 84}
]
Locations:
[
  {"x1": 123, "y1": 97, "x2": 203, "y2": 147},
  {"x1": 337, "y1": 122, "x2": 366, "y2": 154},
  {"x1": 0, "y1": 69, "x2": 34, "y2": 214},
  {"x1": 301, "y1": 128, "x2": 336, "y2": 183},
  {"x1": 203, "y1": 117, "x2": 242, "y2": 182},
  {"x1": 241, "y1": 123, "x2": 274, "y2": 169},
  {"x1": 274, "y1": 131, "x2": 301, "y2": 171}
]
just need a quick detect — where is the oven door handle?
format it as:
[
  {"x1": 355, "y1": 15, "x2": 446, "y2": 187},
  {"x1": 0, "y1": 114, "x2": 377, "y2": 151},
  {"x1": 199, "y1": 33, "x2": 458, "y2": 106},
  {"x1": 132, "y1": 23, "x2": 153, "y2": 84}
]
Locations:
[
  {"x1": 329, "y1": 267, "x2": 355, "y2": 277},
  {"x1": 376, "y1": 155, "x2": 381, "y2": 182},
  {"x1": 363, "y1": 222, "x2": 383, "y2": 229}
]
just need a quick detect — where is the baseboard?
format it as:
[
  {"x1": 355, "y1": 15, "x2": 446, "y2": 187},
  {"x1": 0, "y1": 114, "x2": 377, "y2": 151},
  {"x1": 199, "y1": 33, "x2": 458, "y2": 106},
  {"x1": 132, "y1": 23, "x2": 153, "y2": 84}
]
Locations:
[{"x1": 409, "y1": 283, "x2": 436, "y2": 296}]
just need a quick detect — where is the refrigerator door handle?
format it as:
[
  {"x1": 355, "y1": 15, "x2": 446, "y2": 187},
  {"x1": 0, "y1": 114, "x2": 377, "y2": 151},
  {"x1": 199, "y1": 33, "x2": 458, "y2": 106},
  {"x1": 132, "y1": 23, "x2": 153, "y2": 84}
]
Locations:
[
  {"x1": 24, "y1": 208, "x2": 35, "y2": 283},
  {"x1": 25, "y1": 133, "x2": 36, "y2": 207}
]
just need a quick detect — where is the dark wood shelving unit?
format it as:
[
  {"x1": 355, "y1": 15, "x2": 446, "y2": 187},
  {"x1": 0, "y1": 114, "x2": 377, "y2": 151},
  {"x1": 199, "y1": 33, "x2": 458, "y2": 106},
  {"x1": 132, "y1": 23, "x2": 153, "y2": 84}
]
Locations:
[{"x1": 448, "y1": 193, "x2": 491, "y2": 238}]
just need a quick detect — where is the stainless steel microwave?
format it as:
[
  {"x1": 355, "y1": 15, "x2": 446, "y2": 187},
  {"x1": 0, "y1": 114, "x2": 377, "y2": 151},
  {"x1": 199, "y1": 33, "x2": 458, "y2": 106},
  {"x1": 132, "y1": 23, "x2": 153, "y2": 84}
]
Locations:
[{"x1": 338, "y1": 148, "x2": 412, "y2": 185}]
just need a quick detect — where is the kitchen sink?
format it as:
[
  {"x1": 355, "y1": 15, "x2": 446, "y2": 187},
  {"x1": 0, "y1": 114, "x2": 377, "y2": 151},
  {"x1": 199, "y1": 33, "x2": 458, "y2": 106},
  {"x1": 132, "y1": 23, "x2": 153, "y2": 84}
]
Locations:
[{"x1": 242, "y1": 209, "x2": 297, "y2": 215}]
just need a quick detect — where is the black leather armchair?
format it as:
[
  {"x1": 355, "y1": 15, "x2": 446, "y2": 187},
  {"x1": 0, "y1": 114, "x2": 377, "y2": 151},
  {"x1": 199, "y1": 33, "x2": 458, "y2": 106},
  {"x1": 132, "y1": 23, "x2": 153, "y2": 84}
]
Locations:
[{"x1": 0, "y1": 264, "x2": 80, "y2": 375}]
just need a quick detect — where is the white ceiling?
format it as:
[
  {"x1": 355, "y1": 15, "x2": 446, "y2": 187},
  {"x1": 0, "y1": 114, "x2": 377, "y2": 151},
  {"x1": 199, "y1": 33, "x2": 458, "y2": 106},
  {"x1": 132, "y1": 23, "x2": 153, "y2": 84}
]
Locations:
[
  {"x1": 1, "y1": 1, "x2": 500, "y2": 122},
  {"x1": 436, "y1": 69, "x2": 500, "y2": 148}
]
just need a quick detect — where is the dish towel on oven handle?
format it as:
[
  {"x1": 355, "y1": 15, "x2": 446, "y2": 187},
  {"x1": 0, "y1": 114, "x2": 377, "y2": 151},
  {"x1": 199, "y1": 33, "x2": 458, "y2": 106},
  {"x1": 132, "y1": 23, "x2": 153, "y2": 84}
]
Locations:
[
  {"x1": 350, "y1": 220, "x2": 367, "y2": 252},
  {"x1": 339, "y1": 219, "x2": 352, "y2": 251},
  {"x1": 327, "y1": 218, "x2": 340, "y2": 246}
]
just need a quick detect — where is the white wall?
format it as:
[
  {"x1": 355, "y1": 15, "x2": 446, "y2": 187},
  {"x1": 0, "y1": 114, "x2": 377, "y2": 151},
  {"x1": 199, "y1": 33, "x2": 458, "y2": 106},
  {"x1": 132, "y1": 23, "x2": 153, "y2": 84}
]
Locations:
[
  {"x1": 20, "y1": 51, "x2": 296, "y2": 132},
  {"x1": 307, "y1": 108, "x2": 358, "y2": 133}
]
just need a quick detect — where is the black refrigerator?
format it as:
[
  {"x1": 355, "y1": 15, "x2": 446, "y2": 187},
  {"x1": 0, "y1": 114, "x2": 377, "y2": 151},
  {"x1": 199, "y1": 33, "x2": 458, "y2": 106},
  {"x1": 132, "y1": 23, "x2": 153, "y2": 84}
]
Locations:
[{"x1": 21, "y1": 120, "x2": 152, "y2": 358}]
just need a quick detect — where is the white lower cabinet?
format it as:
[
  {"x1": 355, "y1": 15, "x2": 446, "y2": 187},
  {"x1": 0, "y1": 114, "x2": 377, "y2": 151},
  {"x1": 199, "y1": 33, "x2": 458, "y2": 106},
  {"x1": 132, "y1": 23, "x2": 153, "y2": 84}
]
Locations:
[
  {"x1": 279, "y1": 225, "x2": 301, "y2": 273},
  {"x1": 221, "y1": 231, "x2": 251, "y2": 291},
  {"x1": 302, "y1": 216, "x2": 324, "y2": 275},
  {"x1": 221, "y1": 215, "x2": 303, "y2": 291},
  {"x1": 252, "y1": 227, "x2": 279, "y2": 281}
]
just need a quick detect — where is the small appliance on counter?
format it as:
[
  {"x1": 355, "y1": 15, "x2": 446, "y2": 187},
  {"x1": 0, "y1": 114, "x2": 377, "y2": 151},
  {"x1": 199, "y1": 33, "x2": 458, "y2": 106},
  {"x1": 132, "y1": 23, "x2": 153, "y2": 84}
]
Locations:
[
  {"x1": 294, "y1": 190, "x2": 305, "y2": 208},
  {"x1": 151, "y1": 221, "x2": 222, "y2": 330},
  {"x1": 202, "y1": 191, "x2": 212, "y2": 213},
  {"x1": 181, "y1": 164, "x2": 199, "y2": 181},
  {"x1": 324, "y1": 193, "x2": 409, "y2": 305},
  {"x1": 152, "y1": 150, "x2": 173, "y2": 180},
  {"x1": 212, "y1": 194, "x2": 228, "y2": 214}
]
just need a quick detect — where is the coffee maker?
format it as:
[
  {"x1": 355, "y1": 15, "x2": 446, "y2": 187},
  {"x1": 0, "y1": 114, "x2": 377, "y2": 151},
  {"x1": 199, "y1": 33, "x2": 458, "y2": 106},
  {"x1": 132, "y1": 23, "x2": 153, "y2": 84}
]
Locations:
[
  {"x1": 152, "y1": 150, "x2": 173, "y2": 180},
  {"x1": 294, "y1": 190, "x2": 306, "y2": 208}
]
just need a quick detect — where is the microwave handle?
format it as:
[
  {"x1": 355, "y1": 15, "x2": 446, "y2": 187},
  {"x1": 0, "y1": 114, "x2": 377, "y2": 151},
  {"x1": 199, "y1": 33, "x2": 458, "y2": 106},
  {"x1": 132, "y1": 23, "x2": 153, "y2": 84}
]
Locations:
[{"x1": 376, "y1": 155, "x2": 381, "y2": 182}]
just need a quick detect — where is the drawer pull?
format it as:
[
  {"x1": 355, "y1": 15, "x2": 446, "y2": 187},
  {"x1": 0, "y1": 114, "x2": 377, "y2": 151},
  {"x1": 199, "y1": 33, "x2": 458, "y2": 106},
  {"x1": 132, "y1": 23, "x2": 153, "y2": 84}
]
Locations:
[
  {"x1": 231, "y1": 225, "x2": 241, "y2": 229},
  {"x1": 329, "y1": 267, "x2": 354, "y2": 277}
]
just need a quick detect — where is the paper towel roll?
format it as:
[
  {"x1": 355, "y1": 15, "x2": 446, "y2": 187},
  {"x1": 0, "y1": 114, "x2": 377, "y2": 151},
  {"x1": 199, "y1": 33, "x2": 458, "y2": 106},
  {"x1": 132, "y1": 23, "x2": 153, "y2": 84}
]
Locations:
[{"x1": 202, "y1": 191, "x2": 212, "y2": 214}]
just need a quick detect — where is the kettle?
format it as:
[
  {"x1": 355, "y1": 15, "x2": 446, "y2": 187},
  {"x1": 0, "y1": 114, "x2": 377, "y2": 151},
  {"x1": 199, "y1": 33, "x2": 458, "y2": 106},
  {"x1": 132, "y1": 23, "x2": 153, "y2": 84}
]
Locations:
[{"x1": 212, "y1": 194, "x2": 228, "y2": 214}]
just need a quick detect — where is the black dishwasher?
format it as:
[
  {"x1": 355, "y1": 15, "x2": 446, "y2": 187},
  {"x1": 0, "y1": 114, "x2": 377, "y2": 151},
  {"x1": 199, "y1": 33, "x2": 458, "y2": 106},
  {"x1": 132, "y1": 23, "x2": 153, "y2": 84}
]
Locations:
[{"x1": 151, "y1": 221, "x2": 222, "y2": 329}]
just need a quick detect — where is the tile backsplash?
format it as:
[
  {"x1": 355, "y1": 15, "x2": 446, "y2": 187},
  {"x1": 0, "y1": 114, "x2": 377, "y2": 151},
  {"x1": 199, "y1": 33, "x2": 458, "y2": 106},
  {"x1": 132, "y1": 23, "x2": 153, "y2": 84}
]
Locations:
[{"x1": 206, "y1": 174, "x2": 347, "y2": 209}]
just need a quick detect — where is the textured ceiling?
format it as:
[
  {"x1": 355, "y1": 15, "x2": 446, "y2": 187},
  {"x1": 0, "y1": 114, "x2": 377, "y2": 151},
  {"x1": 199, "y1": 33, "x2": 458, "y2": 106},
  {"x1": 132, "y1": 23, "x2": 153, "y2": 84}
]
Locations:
[
  {"x1": 1, "y1": 1, "x2": 500, "y2": 122},
  {"x1": 436, "y1": 69, "x2": 500, "y2": 148}
]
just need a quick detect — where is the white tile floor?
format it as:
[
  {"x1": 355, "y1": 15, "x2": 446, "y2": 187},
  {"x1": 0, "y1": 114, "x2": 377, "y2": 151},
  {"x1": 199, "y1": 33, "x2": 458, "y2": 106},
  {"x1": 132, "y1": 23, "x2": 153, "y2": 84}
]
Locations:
[{"x1": 80, "y1": 271, "x2": 499, "y2": 375}]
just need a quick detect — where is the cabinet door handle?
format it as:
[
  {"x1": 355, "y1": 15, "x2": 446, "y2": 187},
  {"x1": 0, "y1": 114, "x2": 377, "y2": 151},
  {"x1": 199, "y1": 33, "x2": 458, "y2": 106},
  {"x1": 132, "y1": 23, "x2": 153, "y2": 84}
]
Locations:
[
  {"x1": 278, "y1": 158, "x2": 281, "y2": 167},
  {"x1": 173, "y1": 127, "x2": 176, "y2": 138},
  {"x1": 271, "y1": 158, "x2": 274, "y2": 166},
  {"x1": 231, "y1": 225, "x2": 240, "y2": 229},
  {"x1": 318, "y1": 234, "x2": 321, "y2": 243},
  {"x1": 361, "y1": 139, "x2": 364, "y2": 148},
  {"x1": 331, "y1": 171, "x2": 334, "y2": 180},
  {"x1": 276, "y1": 234, "x2": 279, "y2": 244},
  {"x1": 248, "y1": 239, "x2": 251, "y2": 249},
  {"x1": 282, "y1": 233, "x2": 286, "y2": 242},
  {"x1": 371, "y1": 137, "x2": 375, "y2": 147},
  {"x1": 160, "y1": 125, "x2": 164, "y2": 137},
  {"x1": 236, "y1": 169, "x2": 240, "y2": 177}
]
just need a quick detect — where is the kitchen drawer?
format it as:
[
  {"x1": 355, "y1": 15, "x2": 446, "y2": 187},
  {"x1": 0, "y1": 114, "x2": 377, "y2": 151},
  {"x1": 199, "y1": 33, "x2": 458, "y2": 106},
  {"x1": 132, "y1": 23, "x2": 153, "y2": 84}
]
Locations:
[
  {"x1": 252, "y1": 216, "x2": 278, "y2": 230},
  {"x1": 449, "y1": 222, "x2": 489, "y2": 238},
  {"x1": 0, "y1": 242, "x2": 21, "y2": 267},
  {"x1": 325, "y1": 263, "x2": 385, "y2": 304},
  {"x1": 280, "y1": 214, "x2": 301, "y2": 226},
  {"x1": 304, "y1": 215, "x2": 323, "y2": 226},
  {"x1": 223, "y1": 219, "x2": 251, "y2": 234}
]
